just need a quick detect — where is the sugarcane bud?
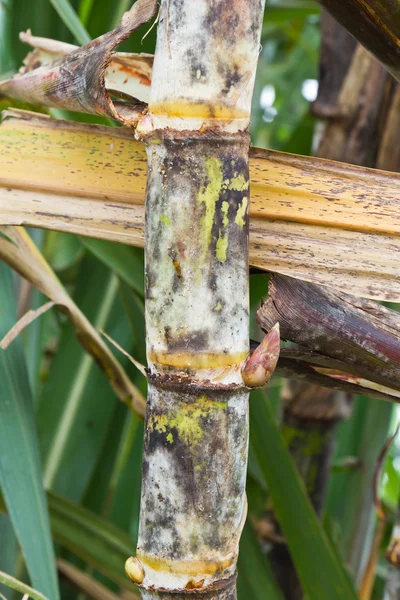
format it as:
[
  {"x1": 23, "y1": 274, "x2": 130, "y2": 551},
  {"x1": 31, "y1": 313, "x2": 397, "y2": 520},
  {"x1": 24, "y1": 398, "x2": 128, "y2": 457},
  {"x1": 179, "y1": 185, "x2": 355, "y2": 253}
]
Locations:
[
  {"x1": 242, "y1": 323, "x2": 280, "y2": 388},
  {"x1": 185, "y1": 579, "x2": 205, "y2": 589},
  {"x1": 125, "y1": 556, "x2": 145, "y2": 584}
]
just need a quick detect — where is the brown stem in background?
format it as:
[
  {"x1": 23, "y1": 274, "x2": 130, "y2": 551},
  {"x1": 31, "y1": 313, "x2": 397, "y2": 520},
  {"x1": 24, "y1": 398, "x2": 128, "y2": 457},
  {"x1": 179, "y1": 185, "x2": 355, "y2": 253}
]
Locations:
[
  {"x1": 262, "y1": 12, "x2": 400, "y2": 598},
  {"x1": 318, "y1": 0, "x2": 400, "y2": 82},
  {"x1": 385, "y1": 503, "x2": 400, "y2": 599},
  {"x1": 260, "y1": 383, "x2": 351, "y2": 599}
]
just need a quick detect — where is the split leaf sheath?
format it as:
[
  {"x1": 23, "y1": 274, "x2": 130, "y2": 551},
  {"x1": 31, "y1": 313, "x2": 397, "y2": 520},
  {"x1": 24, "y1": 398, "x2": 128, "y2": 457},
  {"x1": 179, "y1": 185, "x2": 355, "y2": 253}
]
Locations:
[
  {"x1": 0, "y1": 0, "x2": 157, "y2": 125},
  {"x1": 258, "y1": 274, "x2": 400, "y2": 401}
]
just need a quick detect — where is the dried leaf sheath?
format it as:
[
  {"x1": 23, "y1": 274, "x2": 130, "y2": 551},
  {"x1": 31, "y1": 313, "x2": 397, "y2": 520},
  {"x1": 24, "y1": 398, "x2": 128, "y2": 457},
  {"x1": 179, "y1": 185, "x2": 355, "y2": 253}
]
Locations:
[
  {"x1": 0, "y1": 226, "x2": 145, "y2": 416},
  {"x1": 2, "y1": 112, "x2": 400, "y2": 302},
  {"x1": 0, "y1": 0, "x2": 157, "y2": 125},
  {"x1": 257, "y1": 274, "x2": 400, "y2": 395},
  {"x1": 133, "y1": 1, "x2": 265, "y2": 597},
  {"x1": 16, "y1": 31, "x2": 154, "y2": 104}
]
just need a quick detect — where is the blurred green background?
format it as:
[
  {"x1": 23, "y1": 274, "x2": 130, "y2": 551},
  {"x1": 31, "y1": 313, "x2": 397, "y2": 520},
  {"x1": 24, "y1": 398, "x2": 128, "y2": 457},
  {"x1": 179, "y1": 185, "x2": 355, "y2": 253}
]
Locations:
[{"x1": 0, "y1": 1, "x2": 399, "y2": 599}]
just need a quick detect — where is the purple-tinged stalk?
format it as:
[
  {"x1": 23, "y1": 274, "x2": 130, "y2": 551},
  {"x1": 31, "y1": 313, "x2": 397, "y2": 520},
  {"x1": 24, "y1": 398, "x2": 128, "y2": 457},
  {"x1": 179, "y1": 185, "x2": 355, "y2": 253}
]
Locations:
[
  {"x1": 124, "y1": 1, "x2": 265, "y2": 597},
  {"x1": 257, "y1": 274, "x2": 400, "y2": 400}
]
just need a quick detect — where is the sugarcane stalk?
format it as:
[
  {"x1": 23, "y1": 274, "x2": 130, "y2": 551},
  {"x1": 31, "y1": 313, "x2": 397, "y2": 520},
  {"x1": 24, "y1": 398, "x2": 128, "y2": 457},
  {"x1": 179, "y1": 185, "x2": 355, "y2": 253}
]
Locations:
[{"x1": 122, "y1": 1, "x2": 267, "y2": 598}]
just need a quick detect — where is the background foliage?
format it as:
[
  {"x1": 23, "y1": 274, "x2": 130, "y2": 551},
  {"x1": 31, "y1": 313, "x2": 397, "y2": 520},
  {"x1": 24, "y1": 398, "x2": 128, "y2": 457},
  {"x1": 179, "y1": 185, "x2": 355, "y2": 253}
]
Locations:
[{"x1": 0, "y1": 1, "x2": 399, "y2": 599}]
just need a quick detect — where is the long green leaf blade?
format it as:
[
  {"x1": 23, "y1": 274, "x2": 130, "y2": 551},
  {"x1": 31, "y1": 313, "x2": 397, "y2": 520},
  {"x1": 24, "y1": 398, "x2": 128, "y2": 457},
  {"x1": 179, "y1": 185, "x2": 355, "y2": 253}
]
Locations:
[
  {"x1": 82, "y1": 238, "x2": 144, "y2": 297},
  {"x1": 0, "y1": 488, "x2": 134, "y2": 590},
  {"x1": 49, "y1": 491, "x2": 135, "y2": 589},
  {"x1": 238, "y1": 521, "x2": 284, "y2": 600},
  {"x1": 37, "y1": 255, "x2": 126, "y2": 501},
  {"x1": 0, "y1": 263, "x2": 59, "y2": 599},
  {"x1": 250, "y1": 390, "x2": 359, "y2": 600},
  {"x1": 0, "y1": 515, "x2": 18, "y2": 596},
  {"x1": 0, "y1": 570, "x2": 49, "y2": 600},
  {"x1": 48, "y1": 0, "x2": 91, "y2": 44}
]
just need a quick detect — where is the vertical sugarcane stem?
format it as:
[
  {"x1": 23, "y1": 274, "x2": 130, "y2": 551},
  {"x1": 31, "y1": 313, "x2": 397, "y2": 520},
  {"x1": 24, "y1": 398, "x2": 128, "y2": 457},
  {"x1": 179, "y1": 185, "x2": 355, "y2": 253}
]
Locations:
[
  {"x1": 136, "y1": 134, "x2": 250, "y2": 597},
  {"x1": 133, "y1": 0, "x2": 265, "y2": 597}
]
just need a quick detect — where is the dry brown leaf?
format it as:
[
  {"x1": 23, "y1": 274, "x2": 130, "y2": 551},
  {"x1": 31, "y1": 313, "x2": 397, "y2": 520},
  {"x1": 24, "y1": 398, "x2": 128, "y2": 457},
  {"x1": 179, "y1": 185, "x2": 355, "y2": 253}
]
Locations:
[
  {"x1": 0, "y1": 225, "x2": 145, "y2": 417},
  {"x1": 18, "y1": 30, "x2": 153, "y2": 104},
  {"x1": 0, "y1": 300, "x2": 55, "y2": 349},
  {"x1": 57, "y1": 559, "x2": 139, "y2": 600},
  {"x1": 1, "y1": 109, "x2": 399, "y2": 301},
  {"x1": 0, "y1": 0, "x2": 157, "y2": 125}
]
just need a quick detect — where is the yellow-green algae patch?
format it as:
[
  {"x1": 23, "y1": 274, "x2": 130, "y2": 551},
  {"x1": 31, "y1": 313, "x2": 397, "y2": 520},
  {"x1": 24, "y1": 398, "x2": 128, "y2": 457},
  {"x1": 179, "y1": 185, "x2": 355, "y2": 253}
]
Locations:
[
  {"x1": 198, "y1": 157, "x2": 224, "y2": 257},
  {"x1": 215, "y1": 200, "x2": 230, "y2": 262},
  {"x1": 148, "y1": 395, "x2": 227, "y2": 449},
  {"x1": 197, "y1": 158, "x2": 249, "y2": 263},
  {"x1": 216, "y1": 234, "x2": 228, "y2": 262},
  {"x1": 160, "y1": 214, "x2": 171, "y2": 226},
  {"x1": 235, "y1": 196, "x2": 248, "y2": 228},
  {"x1": 226, "y1": 173, "x2": 249, "y2": 192}
]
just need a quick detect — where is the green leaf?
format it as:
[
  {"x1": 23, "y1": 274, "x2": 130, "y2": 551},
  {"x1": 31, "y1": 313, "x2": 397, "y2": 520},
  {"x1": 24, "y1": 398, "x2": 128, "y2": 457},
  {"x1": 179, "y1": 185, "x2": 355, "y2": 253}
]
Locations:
[
  {"x1": 106, "y1": 413, "x2": 144, "y2": 536},
  {"x1": 48, "y1": 0, "x2": 91, "y2": 44},
  {"x1": 0, "y1": 515, "x2": 18, "y2": 595},
  {"x1": 250, "y1": 390, "x2": 359, "y2": 600},
  {"x1": 22, "y1": 229, "x2": 51, "y2": 403},
  {"x1": 48, "y1": 491, "x2": 135, "y2": 589},
  {"x1": 238, "y1": 521, "x2": 284, "y2": 600},
  {"x1": 81, "y1": 238, "x2": 144, "y2": 297},
  {"x1": 43, "y1": 232, "x2": 83, "y2": 273},
  {"x1": 3, "y1": 488, "x2": 134, "y2": 592},
  {"x1": 0, "y1": 570, "x2": 49, "y2": 600},
  {"x1": 118, "y1": 280, "x2": 146, "y2": 363},
  {"x1": 78, "y1": 0, "x2": 96, "y2": 27},
  {"x1": 0, "y1": 0, "x2": 15, "y2": 75},
  {"x1": 0, "y1": 263, "x2": 59, "y2": 600},
  {"x1": 382, "y1": 455, "x2": 400, "y2": 513},
  {"x1": 36, "y1": 254, "x2": 128, "y2": 502},
  {"x1": 326, "y1": 396, "x2": 393, "y2": 577}
]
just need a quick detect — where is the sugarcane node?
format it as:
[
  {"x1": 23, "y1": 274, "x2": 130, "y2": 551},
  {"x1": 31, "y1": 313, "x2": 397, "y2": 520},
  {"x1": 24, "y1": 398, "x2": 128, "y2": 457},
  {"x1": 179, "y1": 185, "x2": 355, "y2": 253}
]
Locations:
[
  {"x1": 185, "y1": 578, "x2": 205, "y2": 590},
  {"x1": 146, "y1": 371, "x2": 243, "y2": 393},
  {"x1": 241, "y1": 322, "x2": 280, "y2": 388},
  {"x1": 145, "y1": 573, "x2": 237, "y2": 596},
  {"x1": 125, "y1": 556, "x2": 145, "y2": 584}
]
